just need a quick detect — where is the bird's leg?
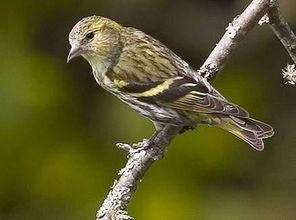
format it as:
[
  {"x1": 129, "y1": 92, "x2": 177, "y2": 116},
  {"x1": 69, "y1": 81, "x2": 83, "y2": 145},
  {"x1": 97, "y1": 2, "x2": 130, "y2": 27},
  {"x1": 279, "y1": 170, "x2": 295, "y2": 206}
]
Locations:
[{"x1": 132, "y1": 123, "x2": 164, "y2": 149}]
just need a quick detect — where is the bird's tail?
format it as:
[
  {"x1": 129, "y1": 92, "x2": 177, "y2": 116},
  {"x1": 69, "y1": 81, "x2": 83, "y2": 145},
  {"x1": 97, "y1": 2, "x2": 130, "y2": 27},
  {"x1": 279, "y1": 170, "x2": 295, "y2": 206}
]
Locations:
[{"x1": 219, "y1": 116, "x2": 274, "y2": 151}]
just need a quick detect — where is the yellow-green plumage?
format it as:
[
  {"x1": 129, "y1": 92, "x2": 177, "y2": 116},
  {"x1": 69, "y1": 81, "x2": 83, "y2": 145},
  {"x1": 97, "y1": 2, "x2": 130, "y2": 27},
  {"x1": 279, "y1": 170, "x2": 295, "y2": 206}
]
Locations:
[{"x1": 67, "y1": 15, "x2": 274, "y2": 151}]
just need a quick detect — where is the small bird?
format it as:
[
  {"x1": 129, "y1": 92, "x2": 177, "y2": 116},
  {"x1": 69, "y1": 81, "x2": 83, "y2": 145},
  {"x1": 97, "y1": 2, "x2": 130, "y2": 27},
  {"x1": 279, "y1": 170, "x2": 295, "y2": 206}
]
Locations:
[{"x1": 67, "y1": 15, "x2": 274, "y2": 151}]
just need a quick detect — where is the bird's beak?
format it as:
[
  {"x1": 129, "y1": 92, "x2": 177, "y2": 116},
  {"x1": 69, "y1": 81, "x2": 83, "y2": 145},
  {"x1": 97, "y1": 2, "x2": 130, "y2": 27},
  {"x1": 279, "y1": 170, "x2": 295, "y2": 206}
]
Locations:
[{"x1": 67, "y1": 45, "x2": 82, "y2": 63}]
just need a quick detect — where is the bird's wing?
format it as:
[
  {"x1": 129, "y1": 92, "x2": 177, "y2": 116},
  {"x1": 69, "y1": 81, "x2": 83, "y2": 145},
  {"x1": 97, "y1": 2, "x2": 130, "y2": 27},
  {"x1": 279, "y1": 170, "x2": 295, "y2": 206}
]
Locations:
[
  {"x1": 112, "y1": 28, "x2": 249, "y2": 118},
  {"x1": 163, "y1": 88, "x2": 250, "y2": 118},
  {"x1": 119, "y1": 75, "x2": 249, "y2": 118}
]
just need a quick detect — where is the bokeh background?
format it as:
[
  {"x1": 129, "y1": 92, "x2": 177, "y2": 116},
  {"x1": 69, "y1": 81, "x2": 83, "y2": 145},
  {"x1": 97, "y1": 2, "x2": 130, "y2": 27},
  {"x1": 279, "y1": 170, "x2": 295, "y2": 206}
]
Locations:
[{"x1": 1, "y1": 0, "x2": 295, "y2": 219}]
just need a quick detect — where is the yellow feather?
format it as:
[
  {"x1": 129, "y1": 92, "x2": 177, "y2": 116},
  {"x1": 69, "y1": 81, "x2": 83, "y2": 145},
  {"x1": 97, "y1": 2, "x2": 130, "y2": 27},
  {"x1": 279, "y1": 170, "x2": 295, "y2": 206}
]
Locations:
[
  {"x1": 130, "y1": 78, "x2": 176, "y2": 97},
  {"x1": 113, "y1": 79, "x2": 128, "y2": 88}
]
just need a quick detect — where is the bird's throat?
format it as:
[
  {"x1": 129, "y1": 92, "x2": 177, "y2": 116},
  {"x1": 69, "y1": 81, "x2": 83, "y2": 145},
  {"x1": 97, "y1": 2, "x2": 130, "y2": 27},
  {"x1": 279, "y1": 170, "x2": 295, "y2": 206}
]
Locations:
[
  {"x1": 85, "y1": 54, "x2": 115, "y2": 90},
  {"x1": 84, "y1": 54, "x2": 109, "y2": 78}
]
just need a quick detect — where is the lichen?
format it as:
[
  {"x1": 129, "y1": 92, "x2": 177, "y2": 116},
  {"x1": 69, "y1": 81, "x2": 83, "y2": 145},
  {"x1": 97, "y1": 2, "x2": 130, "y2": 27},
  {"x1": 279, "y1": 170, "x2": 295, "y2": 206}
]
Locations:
[
  {"x1": 282, "y1": 64, "x2": 296, "y2": 85},
  {"x1": 258, "y1": 14, "x2": 270, "y2": 25},
  {"x1": 226, "y1": 20, "x2": 241, "y2": 39}
]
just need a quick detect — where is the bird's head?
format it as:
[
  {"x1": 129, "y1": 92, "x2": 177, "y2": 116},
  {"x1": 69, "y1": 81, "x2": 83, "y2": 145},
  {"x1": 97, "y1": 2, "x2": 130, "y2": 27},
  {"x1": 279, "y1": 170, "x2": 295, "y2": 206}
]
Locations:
[{"x1": 67, "y1": 16, "x2": 124, "y2": 66}]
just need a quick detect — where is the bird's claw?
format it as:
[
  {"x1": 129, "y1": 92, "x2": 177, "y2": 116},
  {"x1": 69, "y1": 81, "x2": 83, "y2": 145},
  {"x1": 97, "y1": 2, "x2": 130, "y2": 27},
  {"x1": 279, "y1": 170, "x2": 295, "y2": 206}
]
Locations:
[
  {"x1": 116, "y1": 139, "x2": 151, "y2": 155},
  {"x1": 132, "y1": 138, "x2": 150, "y2": 149}
]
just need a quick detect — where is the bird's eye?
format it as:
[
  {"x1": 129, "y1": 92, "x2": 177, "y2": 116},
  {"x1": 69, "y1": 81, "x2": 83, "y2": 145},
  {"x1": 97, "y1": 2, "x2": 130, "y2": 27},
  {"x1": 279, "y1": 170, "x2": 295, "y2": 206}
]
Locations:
[{"x1": 86, "y1": 32, "x2": 94, "y2": 40}]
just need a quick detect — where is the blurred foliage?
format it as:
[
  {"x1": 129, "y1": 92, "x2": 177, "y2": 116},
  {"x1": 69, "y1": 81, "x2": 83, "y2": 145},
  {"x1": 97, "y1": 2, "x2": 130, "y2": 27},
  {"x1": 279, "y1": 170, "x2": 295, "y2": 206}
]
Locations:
[{"x1": 0, "y1": 0, "x2": 295, "y2": 219}]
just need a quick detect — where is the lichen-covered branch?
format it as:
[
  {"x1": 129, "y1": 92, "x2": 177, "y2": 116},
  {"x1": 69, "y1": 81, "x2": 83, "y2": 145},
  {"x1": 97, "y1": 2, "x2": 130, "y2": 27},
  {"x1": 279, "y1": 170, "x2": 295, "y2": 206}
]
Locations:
[
  {"x1": 97, "y1": 125, "x2": 181, "y2": 220},
  {"x1": 96, "y1": 0, "x2": 295, "y2": 219},
  {"x1": 198, "y1": 0, "x2": 270, "y2": 81}
]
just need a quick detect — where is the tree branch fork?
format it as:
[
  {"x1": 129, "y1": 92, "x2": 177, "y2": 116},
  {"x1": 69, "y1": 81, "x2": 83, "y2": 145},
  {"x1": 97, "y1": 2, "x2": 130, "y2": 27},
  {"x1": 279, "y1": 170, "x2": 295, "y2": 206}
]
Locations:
[{"x1": 97, "y1": 0, "x2": 296, "y2": 219}]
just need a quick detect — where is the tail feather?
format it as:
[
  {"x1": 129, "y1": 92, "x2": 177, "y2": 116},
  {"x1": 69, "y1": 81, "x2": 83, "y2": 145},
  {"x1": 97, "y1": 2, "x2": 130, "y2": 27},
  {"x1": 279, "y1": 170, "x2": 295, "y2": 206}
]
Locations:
[{"x1": 220, "y1": 116, "x2": 274, "y2": 151}]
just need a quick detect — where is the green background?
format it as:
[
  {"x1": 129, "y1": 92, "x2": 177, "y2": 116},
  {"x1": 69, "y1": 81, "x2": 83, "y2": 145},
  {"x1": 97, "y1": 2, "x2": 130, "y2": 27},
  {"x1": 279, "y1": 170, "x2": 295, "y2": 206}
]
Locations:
[{"x1": 1, "y1": 0, "x2": 295, "y2": 219}]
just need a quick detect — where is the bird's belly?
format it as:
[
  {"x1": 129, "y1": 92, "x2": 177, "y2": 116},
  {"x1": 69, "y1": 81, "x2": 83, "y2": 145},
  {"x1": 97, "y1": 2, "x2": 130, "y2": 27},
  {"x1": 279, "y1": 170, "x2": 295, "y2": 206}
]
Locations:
[{"x1": 115, "y1": 93, "x2": 187, "y2": 126}]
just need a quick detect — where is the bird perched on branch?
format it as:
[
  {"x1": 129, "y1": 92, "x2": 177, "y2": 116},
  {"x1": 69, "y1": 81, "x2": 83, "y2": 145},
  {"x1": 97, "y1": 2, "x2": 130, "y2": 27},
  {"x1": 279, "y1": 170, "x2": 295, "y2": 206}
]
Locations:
[{"x1": 67, "y1": 15, "x2": 274, "y2": 151}]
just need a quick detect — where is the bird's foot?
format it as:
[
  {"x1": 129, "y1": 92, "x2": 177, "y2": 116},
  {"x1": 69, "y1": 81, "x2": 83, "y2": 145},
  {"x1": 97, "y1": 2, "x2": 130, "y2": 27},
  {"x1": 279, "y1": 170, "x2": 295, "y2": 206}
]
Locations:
[
  {"x1": 132, "y1": 138, "x2": 164, "y2": 160},
  {"x1": 132, "y1": 138, "x2": 150, "y2": 149},
  {"x1": 117, "y1": 138, "x2": 166, "y2": 160},
  {"x1": 116, "y1": 139, "x2": 151, "y2": 153}
]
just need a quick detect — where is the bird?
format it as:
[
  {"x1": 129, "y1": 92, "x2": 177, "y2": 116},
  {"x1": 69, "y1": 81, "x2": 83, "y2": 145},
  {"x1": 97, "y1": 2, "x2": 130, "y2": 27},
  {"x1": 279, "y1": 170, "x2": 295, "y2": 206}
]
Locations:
[{"x1": 67, "y1": 15, "x2": 274, "y2": 151}]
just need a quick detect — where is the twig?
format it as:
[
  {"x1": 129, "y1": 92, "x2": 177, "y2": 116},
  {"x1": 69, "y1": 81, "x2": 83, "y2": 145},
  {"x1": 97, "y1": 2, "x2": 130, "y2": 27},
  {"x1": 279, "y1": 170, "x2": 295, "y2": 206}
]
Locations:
[
  {"x1": 267, "y1": 0, "x2": 296, "y2": 64},
  {"x1": 265, "y1": 1, "x2": 296, "y2": 85},
  {"x1": 96, "y1": 0, "x2": 295, "y2": 219}
]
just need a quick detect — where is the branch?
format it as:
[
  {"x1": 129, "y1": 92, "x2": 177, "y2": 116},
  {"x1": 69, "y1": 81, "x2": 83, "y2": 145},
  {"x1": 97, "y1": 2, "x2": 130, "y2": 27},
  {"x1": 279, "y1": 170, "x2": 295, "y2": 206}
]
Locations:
[
  {"x1": 97, "y1": 126, "x2": 181, "y2": 220},
  {"x1": 198, "y1": 0, "x2": 270, "y2": 81},
  {"x1": 198, "y1": 0, "x2": 296, "y2": 84},
  {"x1": 267, "y1": 1, "x2": 296, "y2": 64},
  {"x1": 96, "y1": 0, "x2": 295, "y2": 219}
]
